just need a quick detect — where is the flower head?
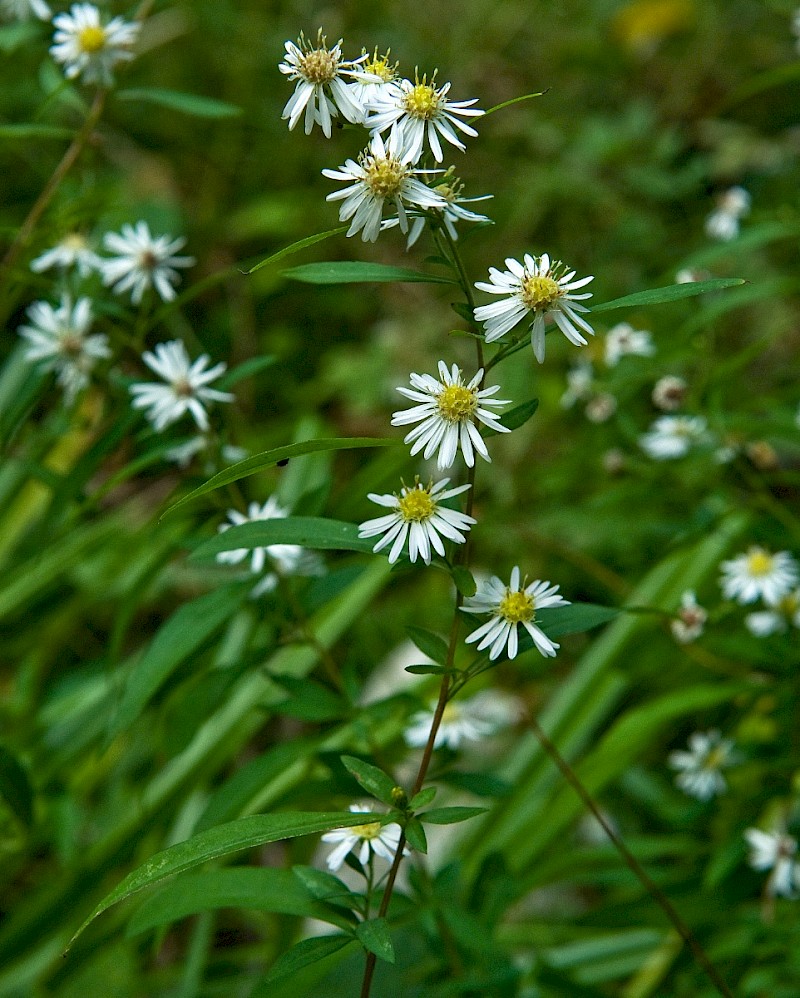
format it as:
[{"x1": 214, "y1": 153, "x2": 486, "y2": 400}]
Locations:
[
  {"x1": 560, "y1": 360, "x2": 594, "y2": 409},
  {"x1": 50, "y1": 3, "x2": 138, "y2": 85},
  {"x1": 474, "y1": 253, "x2": 594, "y2": 363},
  {"x1": 2, "y1": 0, "x2": 51, "y2": 21},
  {"x1": 101, "y1": 221, "x2": 194, "y2": 304},
  {"x1": 404, "y1": 690, "x2": 521, "y2": 749},
  {"x1": 720, "y1": 546, "x2": 798, "y2": 606},
  {"x1": 391, "y1": 361, "x2": 510, "y2": 470},
  {"x1": 19, "y1": 295, "x2": 110, "y2": 403},
  {"x1": 365, "y1": 72, "x2": 484, "y2": 163},
  {"x1": 322, "y1": 133, "x2": 447, "y2": 243},
  {"x1": 31, "y1": 232, "x2": 101, "y2": 277},
  {"x1": 705, "y1": 186, "x2": 750, "y2": 242},
  {"x1": 388, "y1": 169, "x2": 492, "y2": 247},
  {"x1": 129, "y1": 339, "x2": 233, "y2": 431},
  {"x1": 745, "y1": 588, "x2": 800, "y2": 637},
  {"x1": 279, "y1": 29, "x2": 369, "y2": 136},
  {"x1": 652, "y1": 375, "x2": 688, "y2": 412},
  {"x1": 670, "y1": 590, "x2": 707, "y2": 643},
  {"x1": 668, "y1": 730, "x2": 734, "y2": 801},
  {"x1": 604, "y1": 322, "x2": 655, "y2": 367},
  {"x1": 463, "y1": 566, "x2": 570, "y2": 660},
  {"x1": 347, "y1": 47, "x2": 399, "y2": 119},
  {"x1": 744, "y1": 827, "x2": 798, "y2": 898},
  {"x1": 358, "y1": 478, "x2": 474, "y2": 565},
  {"x1": 321, "y1": 804, "x2": 404, "y2": 872},
  {"x1": 639, "y1": 415, "x2": 708, "y2": 459}
]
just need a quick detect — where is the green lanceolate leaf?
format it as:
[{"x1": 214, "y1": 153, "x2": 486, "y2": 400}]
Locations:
[
  {"x1": 115, "y1": 87, "x2": 243, "y2": 118},
  {"x1": 410, "y1": 787, "x2": 437, "y2": 810},
  {"x1": 483, "y1": 91, "x2": 547, "y2": 116},
  {"x1": 404, "y1": 664, "x2": 448, "y2": 676},
  {"x1": 258, "y1": 934, "x2": 354, "y2": 986},
  {"x1": 284, "y1": 261, "x2": 456, "y2": 285},
  {"x1": 162, "y1": 438, "x2": 394, "y2": 519},
  {"x1": 292, "y1": 866, "x2": 361, "y2": 908},
  {"x1": 592, "y1": 278, "x2": 745, "y2": 313},
  {"x1": 404, "y1": 817, "x2": 428, "y2": 854},
  {"x1": 191, "y1": 517, "x2": 375, "y2": 562},
  {"x1": 485, "y1": 397, "x2": 539, "y2": 437},
  {"x1": 243, "y1": 227, "x2": 348, "y2": 275},
  {"x1": 0, "y1": 745, "x2": 33, "y2": 827},
  {"x1": 451, "y1": 565, "x2": 478, "y2": 598},
  {"x1": 67, "y1": 811, "x2": 379, "y2": 948},
  {"x1": 418, "y1": 806, "x2": 488, "y2": 825},
  {"x1": 356, "y1": 917, "x2": 395, "y2": 963},
  {"x1": 0, "y1": 124, "x2": 74, "y2": 140},
  {"x1": 406, "y1": 625, "x2": 449, "y2": 665},
  {"x1": 340, "y1": 756, "x2": 398, "y2": 807}
]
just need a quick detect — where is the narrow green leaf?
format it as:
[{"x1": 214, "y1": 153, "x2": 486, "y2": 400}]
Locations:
[
  {"x1": 116, "y1": 87, "x2": 243, "y2": 118},
  {"x1": 67, "y1": 811, "x2": 380, "y2": 948},
  {"x1": 536, "y1": 603, "x2": 620, "y2": 638},
  {"x1": 484, "y1": 397, "x2": 538, "y2": 437},
  {"x1": 340, "y1": 756, "x2": 397, "y2": 806},
  {"x1": 284, "y1": 261, "x2": 456, "y2": 285},
  {"x1": 419, "y1": 806, "x2": 487, "y2": 825},
  {"x1": 243, "y1": 227, "x2": 348, "y2": 275},
  {"x1": 483, "y1": 91, "x2": 546, "y2": 116},
  {"x1": 404, "y1": 817, "x2": 428, "y2": 854},
  {"x1": 356, "y1": 917, "x2": 395, "y2": 964},
  {"x1": 404, "y1": 664, "x2": 448, "y2": 675},
  {"x1": 292, "y1": 866, "x2": 360, "y2": 908},
  {"x1": 260, "y1": 935, "x2": 354, "y2": 985},
  {"x1": 191, "y1": 517, "x2": 375, "y2": 561},
  {"x1": 108, "y1": 584, "x2": 249, "y2": 739},
  {"x1": 216, "y1": 354, "x2": 276, "y2": 389},
  {"x1": 0, "y1": 124, "x2": 74, "y2": 140},
  {"x1": 410, "y1": 787, "x2": 437, "y2": 810},
  {"x1": 450, "y1": 301, "x2": 476, "y2": 322},
  {"x1": 161, "y1": 438, "x2": 394, "y2": 519},
  {"x1": 0, "y1": 746, "x2": 33, "y2": 828},
  {"x1": 406, "y1": 625, "x2": 449, "y2": 665},
  {"x1": 592, "y1": 278, "x2": 745, "y2": 313},
  {"x1": 451, "y1": 566, "x2": 477, "y2": 598}
]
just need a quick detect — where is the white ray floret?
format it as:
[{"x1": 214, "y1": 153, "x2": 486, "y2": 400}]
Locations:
[
  {"x1": 31, "y1": 232, "x2": 101, "y2": 277},
  {"x1": 382, "y1": 169, "x2": 492, "y2": 247},
  {"x1": 321, "y1": 804, "x2": 405, "y2": 872},
  {"x1": 18, "y1": 295, "x2": 110, "y2": 403},
  {"x1": 719, "y1": 546, "x2": 798, "y2": 606},
  {"x1": 50, "y1": 3, "x2": 138, "y2": 85},
  {"x1": 279, "y1": 29, "x2": 371, "y2": 137},
  {"x1": 404, "y1": 690, "x2": 521, "y2": 750},
  {"x1": 604, "y1": 322, "x2": 655, "y2": 366},
  {"x1": 463, "y1": 566, "x2": 570, "y2": 661},
  {"x1": 366, "y1": 73, "x2": 483, "y2": 164},
  {"x1": 101, "y1": 221, "x2": 194, "y2": 304},
  {"x1": 744, "y1": 827, "x2": 798, "y2": 898},
  {"x1": 668, "y1": 730, "x2": 734, "y2": 801},
  {"x1": 323, "y1": 132, "x2": 447, "y2": 243},
  {"x1": 358, "y1": 478, "x2": 475, "y2": 566},
  {"x1": 474, "y1": 253, "x2": 594, "y2": 363},
  {"x1": 391, "y1": 361, "x2": 511, "y2": 470},
  {"x1": 129, "y1": 339, "x2": 233, "y2": 431},
  {"x1": 2, "y1": 0, "x2": 51, "y2": 22}
]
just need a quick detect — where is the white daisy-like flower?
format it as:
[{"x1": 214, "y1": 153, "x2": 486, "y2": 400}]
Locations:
[
  {"x1": 50, "y1": 3, "x2": 138, "y2": 86},
  {"x1": 560, "y1": 360, "x2": 594, "y2": 409},
  {"x1": 463, "y1": 566, "x2": 570, "y2": 661},
  {"x1": 720, "y1": 546, "x2": 799, "y2": 606},
  {"x1": 216, "y1": 496, "x2": 322, "y2": 596},
  {"x1": 347, "y1": 47, "x2": 399, "y2": 122},
  {"x1": 604, "y1": 322, "x2": 655, "y2": 367},
  {"x1": 744, "y1": 827, "x2": 798, "y2": 898},
  {"x1": 705, "y1": 186, "x2": 750, "y2": 242},
  {"x1": 745, "y1": 589, "x2": 800, "y2": 636},
  {"x1": 322, "y1": 132, "x2": 447, "y2": 243},
  {"x1": 584, "y1": 392, "x2": 617, "y2": 424},
  {"x1": 668, "y1": 730, "x2": 734, "y2": 801},
  {"x1": 18, "y1": 295, "x2": 110, "y2": 403},
  {"x1": 101, "y1": 221, "x2": 194, "y2": 304},
  {"x1": 321, "y1": 804, "x2": 405, "y2": 872},
  {"x1": 391, "y1": 361, "x2": 511, "y2": 470},
  {"x1": 365, "y1": 73, "x2": 484, "y2": 164},
  {"x1": 30, "y1": 232, "x2": 101, "y2": 277},
  {"x1": 390, "y1": 171, "x2": 492, "y2": 248},
  {"x1": 670, "y1": 590, "x2": 707, "y2": 643},
  {"x1": 129, "y1": 340, "x2": 233, "y2": 432},
  {"x1": 404, "y1": 690, "x2": 521, "y2": 750},
  {"x1": 474, "y1": 253, "x2": 594, "y2": 363},
  {"x1": 639, "y1": 415, "x2": 708, "y2": 459},
  {"x1": 652, "y1": 375, "x2": 687, "y2": 412},
  {"x1": 1, "y1": 0, "x2": 51, "y2": 21},
  {"x1": 279, "y1": 29, "x2": 369, "y2": 137},
  {"x1": 358, "y1": 478, "x2": 475, "y2": 566}
]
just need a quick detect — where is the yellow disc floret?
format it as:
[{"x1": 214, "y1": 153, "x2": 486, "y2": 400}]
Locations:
[
  {"x1": 403, "y1": 80, "x2": 442, "y2": 120},
  {"x1": 746, "y1": 549, "x2": 775, "y2": 577},
  {"x1": 350, "y1": 821, "x2": 383, "y2": 840},
  {"x1": 79, "y1": 25, "x2": 107, "y2": 53},
  {"x1": 364, "y1": 48, "x2": 397, "y2": 82},
  {"x1": 437, "y1": 384, "x2": 478, "y2": 423},
  {"x1": 498, "y1": 588, "x2": 535, "y2": 624},
  {"x1": 521, "y1": 274, "x2": 562, "y2": 310},
  {"x1": 299, "y1": 47, "x2": 339, "y2": 83},
  {"x1": 398, "y1": 487, "x2": 436, "y2": 522},
  {"x1": 362, "y1": 154, "x2": 409, "y2": 198}
]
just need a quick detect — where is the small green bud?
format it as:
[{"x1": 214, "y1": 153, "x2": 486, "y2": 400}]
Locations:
[{"x1": 391, "y1": 786, "x2": 408, "y2": 809}]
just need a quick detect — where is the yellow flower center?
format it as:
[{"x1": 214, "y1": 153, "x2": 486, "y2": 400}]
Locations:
[
  {"x1": 362, "y1": 155, "x2": 409, "y2": 198},
  {"x1": 776, "y1": 591, "x2": 799, "y2": 615},
  {"x1": 60, "y1": 331, "x2": 83, "y2": 356},
  {"x1": 437, "y1": 383, "x2": 477, "y2": 423},
  {"x1": 364, "y1": 52, "x2": 396, "y2": 82},
  {"x1": 79, "y1": 25, "x2": 107, "y2": 53},
  {"x1": 403, "y1": 83, "x2": 441, "y2": 120},
  {"x1": 397, "y1": 487, "x2": 435, "y2": 522},
  {"x1": 746, "y1": 550, "x2": 774, "y2": 577},
  {"x1": 299, "y1": 47, "x2": 338, "y2": 84},
  {"x1": 498, "y1": 589, "x2": 535, "y2": 624},
  {"x1": 521, "y1": 274, "x2": 562, "y2": 310},
  {"x1": 350, "y1": 820, "x2": 382, "y2": 840},
  {"x1": 63, "y1": 233, "x2": 88, "y2": 251},
  {"x1": 703, "y1": 746, "x2": 726, "y2": 769}
]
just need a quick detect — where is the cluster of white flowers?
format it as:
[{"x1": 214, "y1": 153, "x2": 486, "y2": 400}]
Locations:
[{"x1": 704, "y1": 186, "x2": 750, "y2": 242}]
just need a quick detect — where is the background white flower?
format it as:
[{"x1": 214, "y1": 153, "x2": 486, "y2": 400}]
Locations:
[
  {"x1": 31, "y1": 233, "x2": 100, "y2": 277},
  {"x1": 404, "y1": 690, "x2": 521, "y2": 749},
  {"x1": 463, "y1": 566, "x2": 570, "y2": 660},
  {"x1": 639, "y1": 415, "x2": 708, "y2": 459},
  {"x1": 2, "y1": 0, "x2": 51, "y2": 22},
  {"x1": 668, "y1": 730, "x2": 734, "y2": 801},
  {"x1": 474, "y1": 253, "x2": 594, "y2": 363},
  {"x1": 358, "y1": 478, "x2": 474, "y2": 565},
  {"x1": 652, "y1": 375, "x2": 688, "y2": 412},
  {"x1": 744, "y1": 827, "x2": 798, "y2": 898},
  {"x1": 129, "y1": 339, "x2": 233, "y2": 431},
  {"x1": 705, "y1": 186, "x2": 750, "y2": 242},
  {"x1": 321, "y1": 804, "x2": 404, "y2": 872},
  {"x1": 604, "y1": 322, "x2": 655, "y2": 366},
  {"x1": 720, "y1": 547, "x2": 798, "y2": 605},
  {"x1": 745, "y1": 589, "x2": 800, "y2": 636},
  {"x1": 101, "y1": 221, "x2": 194, "y2": 304},
  {"x1": 670, "y1": 590, "x2": 707, "y2": 643},
  {"x1": 391, "y1": 361, "x2": 510, "y2": 469},
  {"x1": 50, "y1": 3, "x2": 138, "y2": 85}
]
